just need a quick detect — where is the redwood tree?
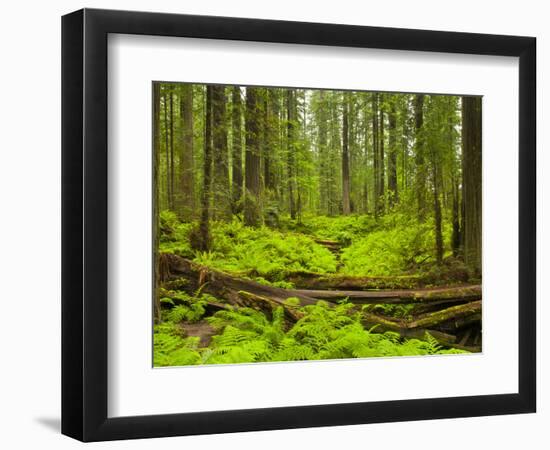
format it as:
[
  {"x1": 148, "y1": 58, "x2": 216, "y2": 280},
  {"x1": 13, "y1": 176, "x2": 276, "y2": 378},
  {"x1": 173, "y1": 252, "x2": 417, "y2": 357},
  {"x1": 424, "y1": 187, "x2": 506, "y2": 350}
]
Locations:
[
  {"x1": 342, "y1": 93, "x2": 351, "y2": 215},
  {"x1": 177, "y1": 84, "x2": 194, "y2": 221},
  {"x1": 244, "y1": 87, "x2": 262, "y2": 226},
  {"x1": 461, "y1": 96, "x2": 482, "y2": 276}
]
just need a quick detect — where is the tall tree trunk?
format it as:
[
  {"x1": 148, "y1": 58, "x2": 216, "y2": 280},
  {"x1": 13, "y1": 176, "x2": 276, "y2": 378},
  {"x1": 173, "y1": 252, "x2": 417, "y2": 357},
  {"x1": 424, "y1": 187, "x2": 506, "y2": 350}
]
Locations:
[
  {"x1": 378, "y1": 95, "x2": 385, "y2": 215},
  {"x1": 153, "y1": 83, "x2": 161, "y2": 323},
  {"x1": 451, "y1": 175, "x2": 461, "y2": 257},
  {"x1": 348, "y1": 97, "x2": 357, "y2": 213},
  {"x1": 196, "y1": 86, "x2": 213, "y2": 251},
  {"x1": 430, "y1": 147, "x2": 444, "y2": 266},
  {"x1": 231, "y1": 86, "x2": 243, "y2": 214},
  {"x1": 318, "y1": 91, "x2": 329, "y2": 215},
  {"x1": 461, "y1": 96, "x2": 482, "y2": 276},
  {"x1": 212, "y1": 86, "x2": 231, "y2": 220},
  {"x1": 372, "y1": 93, "x2": 380, "y2": 219},
  {"x1": 263, "y1": 90, "x2": 276, "y2": 194},
  {"x1": 163, "y1": 91, "x2": 170, "y2": 210},
  {"x1": 244, "y1": 87, "x2": 262, "y2": 226},
  {"x1": 387, "y1": 98, "x2": 398, "y2": 207},
  {"x1": 362, "y1": 98, "x2": 370, "y2": 214},
  {"x1": 401, "y1": 96, "x2": 410, "y2": 191},
  {"x1": 268, "y1": 89, "x2": 280, "y2": 196},
  {"x1": 328, "y1": 93, "x2": 340, "y2": 216},
  {"x1": 169, "y1": 89, "x2": 175, "y2": 211},
  {"x1": 414, "y1": 94, "x2": 426, "y2": 220},
  {"x1": 342, "y1": 93, "x2": 351, "y2": 215},
  {"x1": 177, "y1": 84, "x2": 194, "y2": 221},
  {"x1": 287, "y1": 89, "x2": 297, "y2": 219}
]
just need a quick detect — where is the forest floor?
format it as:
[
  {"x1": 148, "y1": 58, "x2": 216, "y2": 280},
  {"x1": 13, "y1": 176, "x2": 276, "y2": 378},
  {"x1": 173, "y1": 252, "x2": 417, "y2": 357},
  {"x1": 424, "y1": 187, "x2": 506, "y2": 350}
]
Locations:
[{"x1": 154, "y1": 212, "x2": 482, "y2": 367}]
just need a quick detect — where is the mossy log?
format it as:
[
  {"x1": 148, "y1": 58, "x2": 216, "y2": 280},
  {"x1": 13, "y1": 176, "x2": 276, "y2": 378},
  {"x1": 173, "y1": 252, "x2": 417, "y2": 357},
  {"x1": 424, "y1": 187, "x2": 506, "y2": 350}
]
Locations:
[
  {"x1": 287, "y1": 272, "x2": 446, "y2": 290},
  {"x1": 163, "y1": 254, "x2": 324, "y2": 322},
  {"x1": 361, "y1": 300, "x2": 481, "y2": 352},
  {"x1": 435, "y1": 313, "x2": 482, "y2": 333},
  {"x1": 314, "y1": 239, "x2": 342, "y2": 254},
  {"x1": 293, "y1": 285, "x2": 481, "y2": 304},
  {"x1": 162, "y1": 254, "x2": 481, "y2": 348},
  {"x1": 237, "y1": 291, "x2": 304, "y2": 322},
  {"x1": 406, "y1": 301, "x2": 481, "y2": 329},
  {"x1": 362, "y1": 300, "x2": 481, "y2": 331},
  {"x1": 361, "y1": 316, "x2": 457, "y2": 346}
]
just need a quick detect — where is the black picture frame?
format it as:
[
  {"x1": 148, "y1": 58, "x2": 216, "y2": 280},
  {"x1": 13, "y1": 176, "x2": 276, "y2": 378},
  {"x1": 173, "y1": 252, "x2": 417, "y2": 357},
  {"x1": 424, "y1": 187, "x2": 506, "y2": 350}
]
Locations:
[{"x1": 62, "y1": 8, "x2": 536, "y2": 442}]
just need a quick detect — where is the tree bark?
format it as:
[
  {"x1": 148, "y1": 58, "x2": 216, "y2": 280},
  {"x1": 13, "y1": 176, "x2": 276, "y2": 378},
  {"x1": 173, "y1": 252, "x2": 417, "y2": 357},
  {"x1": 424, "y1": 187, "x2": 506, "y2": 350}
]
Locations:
[
  {"x1": 361, "y1": 301, "x2": 481, "y2": 331},
  {"x1": 212, "y1": 85, "x2": 231, "y2": 220},
  {"x1": 451, "y1": 175, "x2": 461, "y2": 257},
  {"x1": 195, "y1": 86, "x2": 213, "y2": 251},
  {"x1": 461, "y1": 96, "x2": 482, "y2": 276},
  {"x1": 231, "y1": 86, "x2": 243, "y2": 213},
  {"x1": 372, "y1": 93, "x2": 380, "y2": 218},
  {"x1": 414, "y1": 94, "x2": 426, "y2": 220},
  {"x1": 427, "y1": 102, "x2": 444, "y2": 266},
  {"x1": 163, "y1": 91, "x2": 170, "y2": 210},
  {"x1": 244, "y1": 87, "x2": 262, "y2": 226},
  {"x1": 286, "y1": 89, "x2": 297, "y2": 219},
  {"x1": 387, "y1": 98, "x2": 398, "y2": 206},
  {"x1": 169, "y1": 89, "x2": 175, "y2": 211},
  {"x1": 406, "y1": 300, "x2": 481, "y2": 329},
  {"x1": 433, "y1": 175, "x2": 444, "y2": 265},
  {"x1": 162, "y1": 254, "x2": 321, "y2": 321},
  {"x1": 293, "y1": 284, "x2": 481, "y2": 304},
  {"x1": 342, "y1": 93, "x2": 351, "y2": 215},
  {"x1": 318, "y1": 91, "x2": 329, "y2": 214},
  {"x1": 153, "y1": 83, "x2": 161, "y2": 322},
  {"x1": 378, "y1": 94, "x2": 385, "y2": 215},
  {"x1": 177, "y1": 84, "x2": 194, "y2": 221}
]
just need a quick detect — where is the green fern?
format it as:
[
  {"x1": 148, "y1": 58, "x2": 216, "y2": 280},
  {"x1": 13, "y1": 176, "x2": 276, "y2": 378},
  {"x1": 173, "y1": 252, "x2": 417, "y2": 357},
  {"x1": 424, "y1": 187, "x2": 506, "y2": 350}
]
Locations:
[{"x1": 153, "y1": 322, "x2": 201, "y2": 366}]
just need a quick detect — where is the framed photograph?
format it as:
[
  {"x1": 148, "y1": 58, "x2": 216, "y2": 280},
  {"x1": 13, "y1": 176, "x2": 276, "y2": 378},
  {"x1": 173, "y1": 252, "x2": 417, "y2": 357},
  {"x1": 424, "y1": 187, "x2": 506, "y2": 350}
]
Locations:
[{"x1": 62, "y1": 8, "x2": 536, "y2": 442}]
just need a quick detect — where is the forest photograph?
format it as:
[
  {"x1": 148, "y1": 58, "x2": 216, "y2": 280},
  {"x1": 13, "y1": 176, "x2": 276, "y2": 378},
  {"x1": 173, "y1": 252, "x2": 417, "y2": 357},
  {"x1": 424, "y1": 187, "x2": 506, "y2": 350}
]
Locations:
[{"x1": 152, "y1": 82, "x2": 482, "y2": 367}]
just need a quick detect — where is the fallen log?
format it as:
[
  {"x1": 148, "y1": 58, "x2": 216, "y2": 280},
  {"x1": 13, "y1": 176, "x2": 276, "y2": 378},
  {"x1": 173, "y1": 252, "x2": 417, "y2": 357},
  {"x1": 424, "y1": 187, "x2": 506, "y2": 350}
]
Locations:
[
  {"x1": 314, "y1": 239, "x2": 341, "y2": 246},
  {"x1": 314, "y1": 239, "x2": 342, "y2": 254},
  {"x1": 362, "y1": 302, "x2": 481, "y2": 353},
  {"x1": 361, "y1": 301, "x2": 481, "y2": 335},
  {"x1": 361, "y1": 316, "x2": 457, "y2": 347},
  {"x1": 406, "y1": 301, "x2": 481, "y2": 329},
  {"x1": 163, "y1": 254, "x2": 327, "y2": 322},
  {"x1": 293, "y1": 285, "x2": 481, "y2": 304},
  {"x1": 436, "y1": 313, "x2": 482, "y2": 333},
  {"x1": 237, "y1": 291, "x2": 304, "y2": 322},
  {"x1": 287, "y1": 272, "x2": 450, "y2": 290},
  {"x1": 161, "y1": 254, "x2": 482, "y2": 348}
]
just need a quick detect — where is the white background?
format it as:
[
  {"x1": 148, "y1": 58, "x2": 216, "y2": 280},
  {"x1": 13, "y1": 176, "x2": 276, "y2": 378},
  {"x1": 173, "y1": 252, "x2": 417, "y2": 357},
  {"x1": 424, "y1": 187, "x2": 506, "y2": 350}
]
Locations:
[
  {"x1": 0, "y1": 0, "x2": 547, "y2": 449},
  {"x1": 109, "y1": 35, "x2": 518, "y2": 417}
]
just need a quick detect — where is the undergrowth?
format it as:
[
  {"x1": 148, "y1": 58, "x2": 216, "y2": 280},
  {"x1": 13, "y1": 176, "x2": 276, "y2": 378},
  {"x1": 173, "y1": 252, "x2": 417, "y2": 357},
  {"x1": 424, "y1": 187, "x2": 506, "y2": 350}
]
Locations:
[
  {"x1": 284, "y1": 214, "x2": 377, "y2": 246},
  {"x1": 160, "y1": 213, "x2": 337, "y2": 281},
  {"x1": 154, "y1": 300, "x2": 468, "y2": 367},
  {"x1": 159, "y1": 210, "x2": 466, "y2": 280},
  {"x1": 341, "y1": 214, "x2": 453, "y2": 276}
]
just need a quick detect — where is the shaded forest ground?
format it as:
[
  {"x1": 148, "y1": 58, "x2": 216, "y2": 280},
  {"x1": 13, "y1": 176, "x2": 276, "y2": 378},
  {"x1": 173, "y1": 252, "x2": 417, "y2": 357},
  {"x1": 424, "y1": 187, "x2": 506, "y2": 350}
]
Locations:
[{"x1": 154, "y1": 211, "x2": 482, "y2": 366}]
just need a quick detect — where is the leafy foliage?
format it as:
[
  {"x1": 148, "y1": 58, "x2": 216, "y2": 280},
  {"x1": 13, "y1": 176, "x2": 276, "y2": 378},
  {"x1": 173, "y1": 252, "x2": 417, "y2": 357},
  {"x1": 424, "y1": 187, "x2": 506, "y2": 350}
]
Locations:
[
  {"x1": 159, "y1": 210, "x2": 194, "y2": 257},
  {"x1": 161, "y1": 216, "x2": 337, "y2": 281},
  {"x1": 341, "y1": 213, "x2": 452, "y2": 276},
  {"x1": 154, "y1": 299, "x2": 469, "y2": 367},
  {"x1": 160, "y1": 291, "x2": 208, "y2": 323},
  {"x1": 284, "y1": 214, "x2": 377, "y2": 246},
  {"x1": 153, "y1": 322, "x2": 202, "y2": 366}
]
